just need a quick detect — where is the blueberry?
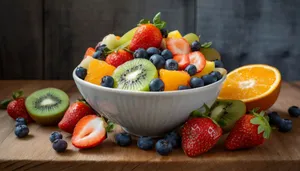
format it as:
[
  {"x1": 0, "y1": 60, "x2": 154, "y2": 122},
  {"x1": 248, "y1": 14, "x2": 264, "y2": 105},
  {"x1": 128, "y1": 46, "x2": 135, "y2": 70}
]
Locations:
[
  {"x1": 95, "y1": 44, "x2": 107, "y2": 51},
  {"x1": 165, "y1": 59, "x2": 178, "y2": 71},
  {"x1": 190, "y1": 77, "x2": 204, "y2": 88},
  {"x1": 52, "y1": 139, "x2": 68, "y2": 153},
  {"x1": 185, "y1": 64, "x2": 197, "y2": 76},
  {"x1": 75, "y1": 67, "x2": 87, "y2": 80},
  {"x1": 160, "y1": 29, "x2": 168, "y2": 38},
  {"x1": 115, "y1": 133, "x2": 132, "y2": 147},
  {"x1": 15, "y1": 117, "x2": 27, "y2": 127},
  {"x1": 137, "y1": 136, "x2": 154, "y2": 150},
  {"x1": 202, "y1": 74, "x2": 217, "y2": 85},
  {"x1": 149, "y1": 78, "x2": 165, "y2": 91},
  {"x1": 288, "y1": 106, "x2": 300, "y2": 117},
  {"x1": 133, "y1": 48, "x2": 148, "y2": 59},
  {"x1": 147, "y1": 47, "x2": 161, "y2": 57},
  {"x1": 210, "y1": 71, "x2": 222, "y2": 80},
  {"x1": 278, "y1": 119, "x2": 292, "y2": 132},
  {"x1": 214, "y1": 60, "x2": 224, "y2": 68},
  {"x1": 149, "y1": 54, "x2": 165, "y2": 69},
  {"x1": 178, "y1": 85, "x2": 191, "y2": 90},
  {"x1": 164, "y1": 131, "x2": 181, "y2": 148},
  {"x1": 161, "y1": 49, "x2": 173, "y2": 60},
  {"x1": 15, "y1": 125, "x2": 29, "y2": 138},
  {"x1": 49, "y1": 131, "x2": 63, "y2": 143},
  {"x1": 191, "y1": 41, "x2": 201, "y2": 51},
  {"x1": 268, "y1": 112, "x2": 282, "y2": 126},
  {"x1": 101, "y1": 76, "x2": 114, "y2": 88},
  {"x1": 93, "y1": 50, "x2": 106, "y2": 60},
  {"x1": 155, "y1": 139, "x2": 172, "y2": 156}
]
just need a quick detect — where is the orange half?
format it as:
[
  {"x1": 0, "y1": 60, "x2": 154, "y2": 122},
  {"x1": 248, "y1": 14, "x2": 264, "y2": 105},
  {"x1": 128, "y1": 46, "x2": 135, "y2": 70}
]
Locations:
[{"x1": 218, "y1": 64, "x2": 281, "y2": 111}]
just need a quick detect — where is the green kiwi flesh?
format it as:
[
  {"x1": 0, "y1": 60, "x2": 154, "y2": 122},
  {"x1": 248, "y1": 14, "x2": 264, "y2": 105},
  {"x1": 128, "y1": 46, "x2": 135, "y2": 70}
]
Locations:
[
  {"x1": 200, "y1": 48, "x2": 221, "y2": 61},
  {"x1": 25, "y1": 88, "x2": 69, "y2": 125}
]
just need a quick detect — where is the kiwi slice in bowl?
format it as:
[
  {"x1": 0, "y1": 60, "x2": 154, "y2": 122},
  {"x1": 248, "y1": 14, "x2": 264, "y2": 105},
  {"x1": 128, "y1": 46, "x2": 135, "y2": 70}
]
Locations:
[
  {"x1": 112, "y1": 59, "x2": 158, "y2": 91},
  {"x1": 25, "y1": 88, "x2": 69, "y2": 125}
]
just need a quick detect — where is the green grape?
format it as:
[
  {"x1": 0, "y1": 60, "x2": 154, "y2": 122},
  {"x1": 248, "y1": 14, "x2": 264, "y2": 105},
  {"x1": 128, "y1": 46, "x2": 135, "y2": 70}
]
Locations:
[
  {"x1": 119, "y1": 27, "x2": 137, "y2": 45},
  {"x1": 200, "y1": 48, "x2": 221, "y2": 61},
  {"x1": 102, "y1": 34, "x2": 120, "y2": 50},
  {"x1": 183, "y1": 33, "x2": 200, "y2": 44}
]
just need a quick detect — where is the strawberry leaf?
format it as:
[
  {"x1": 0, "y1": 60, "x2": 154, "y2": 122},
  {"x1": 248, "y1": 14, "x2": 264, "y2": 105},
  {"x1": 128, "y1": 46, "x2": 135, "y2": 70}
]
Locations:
[
  {"x1": 0, "y1": 99, "x2": 12, "y2": 109},
  {"x1": 139, "y1": 19, "x2": 150, "y2": 25},
  {"x1": 249, "y1": 107, "x2": 260, "y2": 114},
  {"x1": 257, "y1": 125, "x2": 264, "y2": 134},
  {"x1": 201, "y1": 42, "x2": 212, "y2": 48},
  {"x1": 106, "y1": 120, "x2": 115, "y2": 132},
  {"x1": 152, "y1": 12, "x2": 166, "y2": 29},
  {"x1": 12, "y1": 90, "x2": 23, "y2": 99},
  {"x1": 250, "y1": 111, "x2": 272, "y2": 139}
]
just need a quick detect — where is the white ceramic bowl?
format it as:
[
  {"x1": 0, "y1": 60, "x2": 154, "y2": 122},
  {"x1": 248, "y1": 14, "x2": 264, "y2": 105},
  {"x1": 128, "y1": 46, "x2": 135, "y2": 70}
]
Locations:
[{"x1": 73, "y1": 69, "x2": 226, "y2": 137}]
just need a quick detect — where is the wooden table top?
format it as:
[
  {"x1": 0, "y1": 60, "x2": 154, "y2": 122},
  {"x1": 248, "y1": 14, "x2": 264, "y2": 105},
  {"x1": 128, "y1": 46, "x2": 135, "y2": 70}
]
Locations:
[{"x1": 0, "y1": 80, "x2": 300, "y2": 171}]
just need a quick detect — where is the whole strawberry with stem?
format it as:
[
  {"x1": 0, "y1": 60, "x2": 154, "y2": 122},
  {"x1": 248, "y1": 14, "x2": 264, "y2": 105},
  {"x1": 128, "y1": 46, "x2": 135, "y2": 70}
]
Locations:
[
  {"x1": 181, "y1": 117, "x2": 222, "y2": 157},
  {"x1": 225, "y1": 110, "x2": 271, "y2": 150},
  {"x1": 1, "y1": 90, "x2": 33, "y2": 123}
]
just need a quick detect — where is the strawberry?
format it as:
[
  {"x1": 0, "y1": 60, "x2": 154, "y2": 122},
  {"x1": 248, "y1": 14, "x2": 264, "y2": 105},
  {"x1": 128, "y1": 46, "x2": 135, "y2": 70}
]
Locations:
[
  {"x1": 129, "y1": 24, "x2": 162, "y2": 52},
  {"x1": 173, "y1": 54, "x2": 190, "y2": 70},
  {"x1": 166, "y1": 38, "x2": 191, "y2": 56},
  {"x1": 58, "y1": 100, "x2": 95, "y2": 134},
  {"x1": 72, "y1": 115, "x2": 107, "y2": 149},
  {"x1": 105, "y1": 49, "x2": 133, "y2": 67},
  {"x1": 225, "y1": 111, "x2": 271, "y2": 150},
  {"x1": 188, "y1": 51, "x2": 206, "y2": 72},
  {"x1": 181, "y1": 118, "x2": 222, "y2": 157},
  {"x1": 2, "y1": 90, "x2": 33, "y2": 123}
]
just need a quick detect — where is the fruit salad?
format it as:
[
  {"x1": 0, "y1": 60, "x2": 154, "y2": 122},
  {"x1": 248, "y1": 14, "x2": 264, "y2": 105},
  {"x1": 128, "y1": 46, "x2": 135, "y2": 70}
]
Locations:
[{"x1": 75, "y1": 12, "x2": 226, "y2": 92}]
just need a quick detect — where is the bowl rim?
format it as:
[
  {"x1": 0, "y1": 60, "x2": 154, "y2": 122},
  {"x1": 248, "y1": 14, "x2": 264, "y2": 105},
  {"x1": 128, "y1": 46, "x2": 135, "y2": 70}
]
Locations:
[{"x1": 73, "y1": 68, "x2": 227, "y2": 96}]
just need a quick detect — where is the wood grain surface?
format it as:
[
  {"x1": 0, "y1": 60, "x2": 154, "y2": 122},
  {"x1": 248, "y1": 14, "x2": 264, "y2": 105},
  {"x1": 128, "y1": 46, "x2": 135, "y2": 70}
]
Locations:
[{"x1": 0, "y1": 80, "x2": 300, "y2": 171}]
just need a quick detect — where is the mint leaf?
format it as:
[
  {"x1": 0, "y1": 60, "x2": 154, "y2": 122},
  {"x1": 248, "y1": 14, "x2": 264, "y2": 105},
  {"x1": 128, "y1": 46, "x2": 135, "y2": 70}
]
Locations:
[
  {"x1": 153, "y1": 12, "x2": 161, "y2": 24},
  {"x1": 139, "y1": 19, "x2": 150, "y2": 25},
  {"x1": 152, "y1": 12, "x2": 166, "y2": 29},
  {"x1": 155, "y1": 22, "x2": 166, "y2": 30},
  {"x1": 201, "y1": 42, "x2": 212, "y2": 48},
  {"x1": 0, "y1": 99, "x2": 12, "y2": 109}
]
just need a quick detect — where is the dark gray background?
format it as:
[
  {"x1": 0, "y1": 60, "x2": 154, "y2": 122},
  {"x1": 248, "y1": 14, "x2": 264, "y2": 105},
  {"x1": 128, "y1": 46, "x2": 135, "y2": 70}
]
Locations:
[{"x1": 0, "y1": 0, "x2": 299, "y2": 80}]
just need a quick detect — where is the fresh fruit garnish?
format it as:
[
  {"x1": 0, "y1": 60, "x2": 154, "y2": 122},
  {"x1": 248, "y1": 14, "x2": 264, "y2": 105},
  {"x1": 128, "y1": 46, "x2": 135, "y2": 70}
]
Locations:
[
  {"x1": 149, "y1": 54, "x2": 165, "y2": 69},
  {"x1": 183, "y1": 33, "x2": 200, "y2": 44},
  {"x1": 83, "y1": 47, "x2": 95, "y2": 58},
  {"x1": 161, "y1": 49, "x2": 173, "y2": 60},
  {"x1": 191, "y1": 41, "x2": 201, "y2": 51},
  {"x1": 15, "y1": 117, "x2": 27, "y2": 127},
  {"x1": 200, "y1": 48, "x2": 221, "y2": 61},
  {"x1": 185, "y1": 64, "x2": 197, "y2": 76},
  {"x1": 49, "y1": 131, "x2": 63, "y2": 143},
  {"x1": 15, "y1": 125, "x2": 29, "y2": 138},
  {"x1": 209, "y1": 99, "x2": 246, "y2": 132},
  {"x1": 72, "y1": 115, "x2": 107, "y2": 149},
  {"x1": 164, "y1": 131, "x2": 181, "y2": 148},
  {"x1": 167, "y1": 30, "x2": 182, "y2": 38},
  {"x1": 190, "y1": 77, "x2": 204, "y2": 88},
  {"x1": 58, "y1": 100, "x2": 95, "y2": 134},
  {"x1": 202, "y1": 74, "x2": 218, "y2": 85},
  {"x1": 147, "y1": 47, "x2": 161, "y2": 57},
  {"x1": 25, "y1": 88, "x2": 69, "y2": 125},
  {"x1": 188, "y1": 51, "x2": 206, "y2": 73},
  {"x1": 159, "y1": 69, "x2": 191, "y2": 91},
  {"x1": 213, "y1": 67, "x2": 227, "y2": 76},
  {"x1": 181, "y1": 118, "x2": 222, "y2": 157},
  {"x1": 193, "y1": 60, "x2": 215, "y2": 78},
  {"x1": 288, "y1": 106, "x2": 300, "y2": 117},
  {"x1": 225, "y1": 111, "x2": 271, "y2": 150},
  {"x1": 178, "y1": 85, "x2": 191, "y2": 90},
  {"x1": 160, "y1": 28, "x2": 168, "y2": 38},
  {"x1": 268, "y1": 111, "x2": 282, "y2": 126},
  {"x1": 149, "y1": 78, "x2": 165, "y2": 91},
  {"x1": 112, "y1": 59, "x2": 158, "y2": 91},
  {"x1": 160, "y1": 38, "x2": 167, "y2": 49},
  {"x1": 52, "y1": 139, "x2": 68, "y2": 153},
  {"x1": 115, "y1": 133, "x2": 132, "y2": 147},
  {"x1": 75, "y1": 67, "x2": 87, "y2": 80},
  {"x1": 101, "y1": 76, "x2": 114, "y2": 88},
  {"x1": 165, "y1": 59, "x2": 178, "y2": 71},
  {"x1": 214, "y1": 60, "x2": 224, "y2": 68},
  {"x1": 79, "y1": 56, "x2": 93, "y2": 69},
  {"x1": 119, "y1": 27, "x2": 137, "y2": 45},
  {"x1": 173, "y1": 54, "x2": 190, "y2": 70},
  {"x1": 85, "y1": 59, "x2": 116, "y2": 85},
  {"x1": 101, "y1": 34, "x2": 121, "y2": 50},
  {"x1": 106, "y1": 49, "x2": 133, "y2": 68},
  {"x1": 218, "y1": 64, "x2": 281, "y2": 111},
  {"x1": 137, "y1": 136, "x2": 154, "y2": 150},
  {"x1": 166, "y1": 38, "x2": 191, "y2": 56},
  {"x1": 210, "y1": 71, "x2": 222, "y2": 80},
  {"x1": 155, "y1": 139, "x2": 172, "y2": 156},
  {"x1": 278, "y1": 119, "x2": 292, "y2": 132},
  {"x1": 133, "y1": 48, "x2": 148, "y2": 59}
]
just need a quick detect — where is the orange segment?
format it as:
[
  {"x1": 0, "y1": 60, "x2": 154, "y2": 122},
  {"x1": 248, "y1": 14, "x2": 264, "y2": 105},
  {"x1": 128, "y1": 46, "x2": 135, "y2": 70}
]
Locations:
[
  {"x1": 85, "y1": 59, "x2": 116, "y2": 85},
  {"x1": 159, "y1": 69, "x2": 191, "y2": 91},
  {"x1": 218, "y1": 64, "x2": 281, "y2": 110}
]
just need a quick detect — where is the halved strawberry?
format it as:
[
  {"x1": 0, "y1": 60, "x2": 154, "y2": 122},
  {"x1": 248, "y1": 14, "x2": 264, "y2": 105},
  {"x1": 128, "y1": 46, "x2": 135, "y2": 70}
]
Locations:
[
  {"x1": 71, "y1": 115, "x2": 107, "y2": 149},
  {"x1": 188, "y1": 51, "x2": 206, "y2": 72},
  {"x1": 84, "y1": 47, "x2": 96, "y2": 59},
  {"x1": 173, "y1": 54, "x2": 190, "y2": 70},
  {"x1": 166, "y1": 38, "x2": 191, "y2": 56}
]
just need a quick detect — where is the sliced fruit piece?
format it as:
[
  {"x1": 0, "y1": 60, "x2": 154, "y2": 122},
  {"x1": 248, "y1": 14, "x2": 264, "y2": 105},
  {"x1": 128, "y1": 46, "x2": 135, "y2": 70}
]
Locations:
[
  {"x1": 200, "y1": 48, "x2": 221, "y2": 61},
  {"x1": 112, "y1": 59, "x2": 158, "y2": 91},
  {"x1": 119, "y1": 27, "x2": 137, "y2": 45},
  {"x1": 83, "y1": 47, "x2": 96, "y2": 59},
  {"x1": 183, "y1": 33, "x2": 200, "y2": 45},
  {"x1": 166, "y1": 38, "x2": 191, "y2": 56},
  {"x1": 214, "y1": 68, "x2": 227, "y2": 76},
  {"x1": 85, "y1": 59, "x2": 116, "y2": 85},
  {"x1": 79, "y1": 56, "x2": 93, "y2": 69},
  {"x1": 115, "y1": 36, "x2": 121, "y2": 40},
  {"x1": 173, "y1": 54, "x2": 190, "y2": 70},
  {"x1": 101, "y1": 34, "x2": 120, "y2": 50},
  {"x1": 105, "y1": 49, "x2": 133, "y2": 67},
  {"x1": 72, "y1": 115, "x2": 107, "y2": 149},
  {"x1": 210, "y1": 99, "x2": 246, "y2": 132},
  {"x1": 25, "y1": 88, "x2": 70, "y2": 125},
  {"x1": 218, "y1": 64, "x2": 281, "y2": 111},
  {"x1": 168, "y1": 30, "x2": 182, "y2": 38},
  {"x1": 188, "y1": 51, "x2": 206, "y2": 73},
  {"x1": 193, "y1": 60, "x2": 215, "y2": 77},
  {"x1": 160, "y1": 38, "x2": 167, "y2": 49},
  {"x1": 159, "y1": 69, "x2": 191, "y2": 91}
]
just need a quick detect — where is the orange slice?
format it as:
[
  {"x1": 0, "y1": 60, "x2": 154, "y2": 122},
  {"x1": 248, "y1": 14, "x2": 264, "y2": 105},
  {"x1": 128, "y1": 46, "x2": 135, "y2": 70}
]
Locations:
[
  {"x1": 159, "y1": 69, "x2": 191, "y2": 91},
  {"x1": 85, "y1": 59, "x2": 116, "y2": 85},
  {"x1": 218, "y1": 64, "x2": 281, "y2": 111}
]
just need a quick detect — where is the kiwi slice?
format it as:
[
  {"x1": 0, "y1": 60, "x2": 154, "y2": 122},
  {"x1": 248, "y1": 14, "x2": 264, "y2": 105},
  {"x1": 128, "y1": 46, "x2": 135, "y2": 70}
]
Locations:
[
  {"x1": 112, "y1": 59, "x2": 158, "y2": 91},
  {"x1": 25, "y1": 88, "x2": 69, "y2": 125},
  {"x1": 210, "y1": 99, "x2": 246, "y2": 132},
  {"x1": 200, "y1": 48, "x2": 221, "y2": 61}
]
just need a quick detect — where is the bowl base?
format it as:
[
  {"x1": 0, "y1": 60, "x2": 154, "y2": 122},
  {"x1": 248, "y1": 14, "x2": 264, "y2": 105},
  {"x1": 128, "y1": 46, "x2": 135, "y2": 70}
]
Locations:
[{"x1": 121, "y1": 127, "x2": 163, "y2": 138}]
